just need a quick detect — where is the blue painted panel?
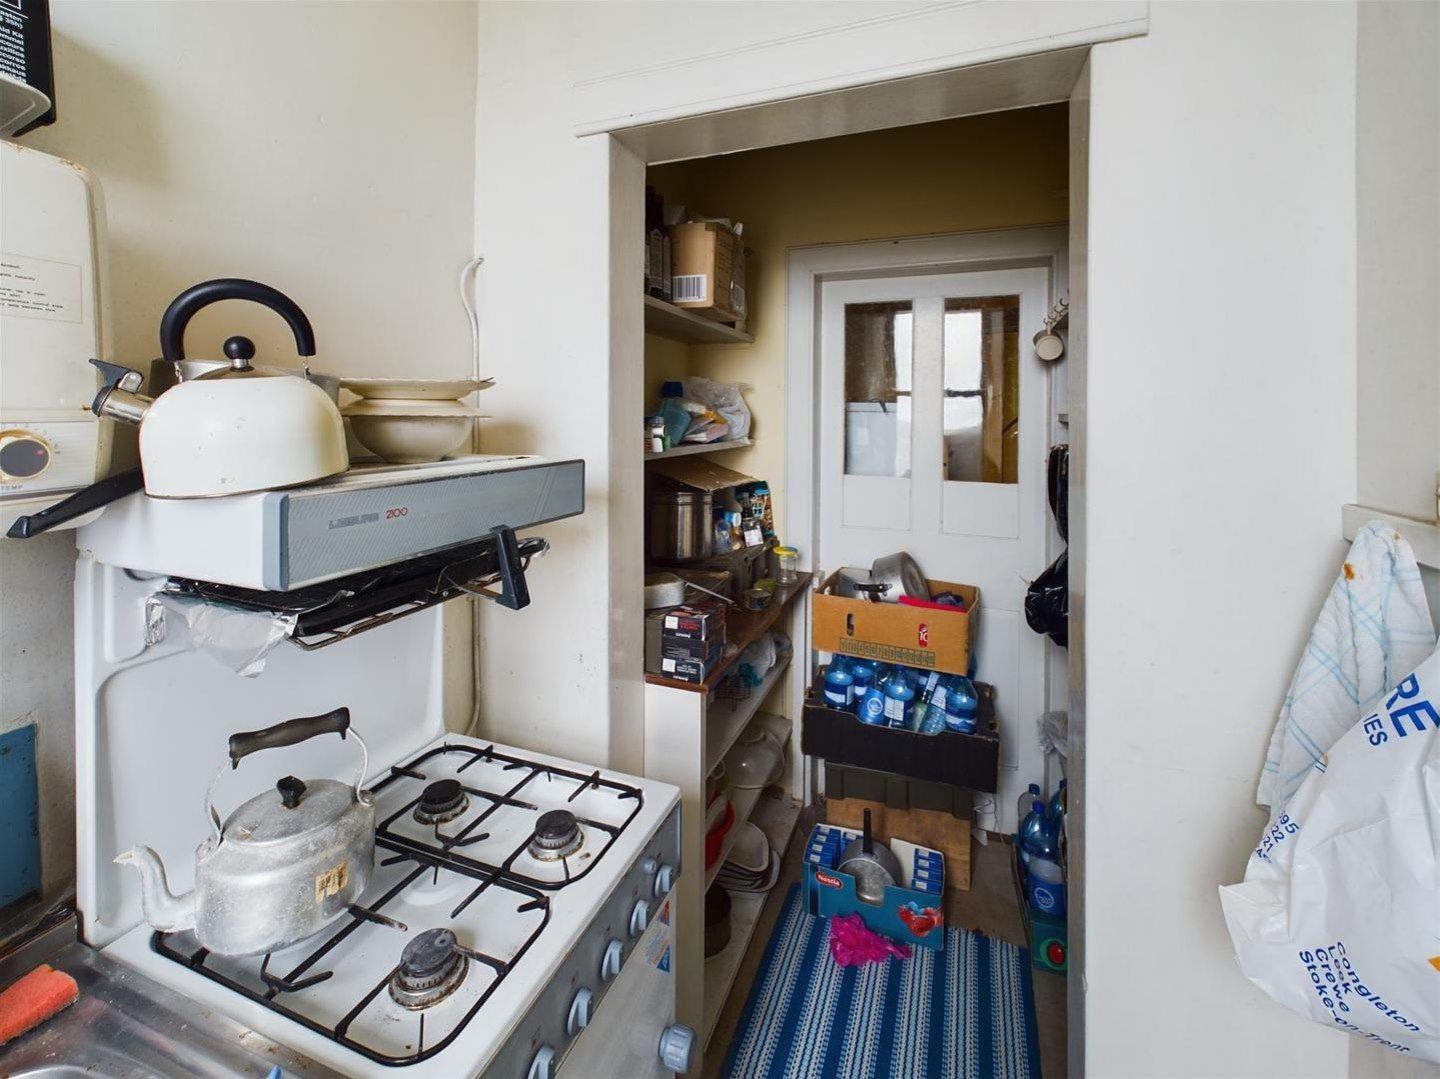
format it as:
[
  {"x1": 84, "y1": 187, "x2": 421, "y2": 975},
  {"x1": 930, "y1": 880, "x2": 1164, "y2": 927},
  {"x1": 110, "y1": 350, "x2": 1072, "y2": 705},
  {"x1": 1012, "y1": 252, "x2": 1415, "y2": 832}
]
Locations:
[{"x1": 0, "y1": 724, "x2": 41, "y2": 907}]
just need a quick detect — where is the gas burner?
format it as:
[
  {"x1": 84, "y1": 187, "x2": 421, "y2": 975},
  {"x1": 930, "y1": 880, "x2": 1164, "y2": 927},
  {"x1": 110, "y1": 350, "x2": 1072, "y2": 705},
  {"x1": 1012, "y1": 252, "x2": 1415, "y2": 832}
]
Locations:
[
  {"x1": 528, "y1": 809, "x2": 583, "y2": 861},
  {"x1": 387, "y1": 928, "x2": 469, "y2": 1010},
  {"x1": 414, "y1": 779, "x2": 469, "y2": 825}
]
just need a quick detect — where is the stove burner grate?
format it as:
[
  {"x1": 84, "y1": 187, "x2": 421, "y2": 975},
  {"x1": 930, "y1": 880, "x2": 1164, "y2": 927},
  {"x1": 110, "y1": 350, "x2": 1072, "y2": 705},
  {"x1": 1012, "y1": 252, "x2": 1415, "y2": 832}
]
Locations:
[
  {"x1": 528, "y1": 809, "x2": 583, "y2": 861},
  {"x1": 414, "y1": 779, "x2": 469, "y2": 825},
  {"x1": 388, "y1": 928, "x2": 470, "y2": 1010}
]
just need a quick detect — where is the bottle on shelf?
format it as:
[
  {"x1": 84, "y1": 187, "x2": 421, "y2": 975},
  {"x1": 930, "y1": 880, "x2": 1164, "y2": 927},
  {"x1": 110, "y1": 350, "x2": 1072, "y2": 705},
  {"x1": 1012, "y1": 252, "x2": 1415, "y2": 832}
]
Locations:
[
  {"x1": 1016, "y1": 783, "x2": 1042, "y2": 833},
  {"x1": 1048, "y1": 779, "x2": 1067, "y2": 822},
  {"x1": 822, "y1": 660, "x2": 854, "y2": 710},
  {"x1": 881, "y1": 673, "x2": 916, "y2": 730},
  {"x1": 942, "y1": 676, "x2": 979, "y2": 733}
]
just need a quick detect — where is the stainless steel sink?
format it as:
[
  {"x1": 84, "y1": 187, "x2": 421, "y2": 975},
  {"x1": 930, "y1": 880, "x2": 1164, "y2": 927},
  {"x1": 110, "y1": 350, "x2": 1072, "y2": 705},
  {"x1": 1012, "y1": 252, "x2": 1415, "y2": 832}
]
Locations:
[{"x1": 0, "y1": 907, "x2": 336, "y2": 1078}]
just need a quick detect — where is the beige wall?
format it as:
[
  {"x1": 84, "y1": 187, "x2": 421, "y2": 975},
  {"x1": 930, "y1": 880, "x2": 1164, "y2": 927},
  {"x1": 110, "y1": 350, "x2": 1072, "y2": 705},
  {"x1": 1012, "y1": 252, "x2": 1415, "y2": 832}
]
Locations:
[
  {"x1": 646, "y1": 104, "x2": 1069, "y2": 539},
  {"x1": 2, "y1": 0, "x2": 478, "y2": 899}
]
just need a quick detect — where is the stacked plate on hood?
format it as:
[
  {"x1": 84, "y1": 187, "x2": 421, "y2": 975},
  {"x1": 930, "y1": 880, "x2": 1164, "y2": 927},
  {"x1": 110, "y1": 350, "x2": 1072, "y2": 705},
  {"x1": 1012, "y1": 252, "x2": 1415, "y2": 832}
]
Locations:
[{"x1": 340, "y1": 378, "x2": 493, "y2": 464}]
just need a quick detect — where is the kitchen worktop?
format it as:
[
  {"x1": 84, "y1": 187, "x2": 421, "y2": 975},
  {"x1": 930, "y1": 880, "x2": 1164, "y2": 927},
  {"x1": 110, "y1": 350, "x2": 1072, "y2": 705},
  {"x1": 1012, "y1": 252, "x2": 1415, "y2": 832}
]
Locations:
[{"x1": 0, "y1": 904, "x2": 335, "y2": 1078}]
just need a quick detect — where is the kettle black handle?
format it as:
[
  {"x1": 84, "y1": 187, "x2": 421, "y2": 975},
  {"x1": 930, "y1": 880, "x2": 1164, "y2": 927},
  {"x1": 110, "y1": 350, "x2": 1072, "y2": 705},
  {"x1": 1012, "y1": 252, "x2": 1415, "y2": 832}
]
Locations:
[
  {"x1": 6, "y1": 468, "x2": 145, "y2": 539},
  {"x1": 160, "y1": 278, "x2": 316, "y2": 362},
  {"x1": 229, "y1": 706, "x2": 350, "y2": 768}
]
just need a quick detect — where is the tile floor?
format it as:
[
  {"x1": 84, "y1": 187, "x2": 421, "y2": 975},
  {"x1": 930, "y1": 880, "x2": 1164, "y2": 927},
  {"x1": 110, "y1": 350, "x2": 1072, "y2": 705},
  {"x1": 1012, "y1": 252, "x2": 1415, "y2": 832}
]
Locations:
[{"x1": 703, "y1": 805, "x2": 1066, "y2": 1078}]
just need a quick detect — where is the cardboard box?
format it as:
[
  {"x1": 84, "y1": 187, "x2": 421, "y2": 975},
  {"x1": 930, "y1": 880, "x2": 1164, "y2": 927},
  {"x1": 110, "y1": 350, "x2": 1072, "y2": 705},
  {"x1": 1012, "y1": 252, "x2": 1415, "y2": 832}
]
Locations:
[
  {"x1": 661, "y1": 599, "x2": 726, "y2": 641},
  {"x1": 668, "y1": 221, "x2": 745, "y2": 322},
  {"x1": 657, "y1": 651, "x2": 722, "y2": 684},
  {"x1": 812, "y1": 573, "x2": 979, "y2": 675},
  {"x1": 825, "y1": 794, "x2": 972, "y2": 892},
  {"x1": 659, "y1": 634, "x2": 724, "y2": 664},
  {"x1": 801, "y1": 823, "x2": 946, "y2": 951}
]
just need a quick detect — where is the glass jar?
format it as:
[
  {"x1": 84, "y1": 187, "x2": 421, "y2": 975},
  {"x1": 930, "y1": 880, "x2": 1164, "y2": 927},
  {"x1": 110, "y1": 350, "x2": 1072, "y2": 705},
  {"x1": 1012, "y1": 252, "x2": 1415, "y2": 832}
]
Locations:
[{"x1": 772, "y1": 545, "x2": 799, "y2": 583}]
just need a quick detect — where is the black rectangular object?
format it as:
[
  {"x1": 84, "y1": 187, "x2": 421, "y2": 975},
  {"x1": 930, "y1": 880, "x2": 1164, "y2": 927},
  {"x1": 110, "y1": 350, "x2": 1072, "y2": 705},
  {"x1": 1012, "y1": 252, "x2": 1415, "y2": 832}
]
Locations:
[
  {"x1": 802, "y1": 677, "x2": 1000, "y2": 793},
  {"x1": 0, "y1": 0, "x2": 56, "y2": 133},
  {"x1": 659, "y1": 635, "x2": 724, "y2": 664},
  {"x1": 823, "y1": 763, "x2": 974, "y2": 820}
]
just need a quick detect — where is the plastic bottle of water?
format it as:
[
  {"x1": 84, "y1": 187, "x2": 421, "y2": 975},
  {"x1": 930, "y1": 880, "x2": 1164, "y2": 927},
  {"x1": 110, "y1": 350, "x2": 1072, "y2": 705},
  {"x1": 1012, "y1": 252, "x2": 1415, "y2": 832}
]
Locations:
[
  {"x1": 1048, "y1": 779, "x2": 1067, "y2": 822},
  {"x1": 1026, "y1": 850, "x2": 1067, "y2": 918},
  {"x1": 882, "y1": 675, "x2": 916, "y2": 730},
  {"x1": 849, "y1": 662, "x2": 875, "y2": 715},
  {"x1": 856, "y1": 679, "x2": 888, "y2": 725},
  {"x1": 1016, "y1": 783, "x2": 1042, "y2": 833},
  {"x1": 822, "y1": 661, "x2": 854, "y2": 710},
  {"x1": 1019, "y1": 798, "x2": 1054, "y2": 866},
  {"x1": 943, "y1": 676, "x2": 979, "y2": 733}
]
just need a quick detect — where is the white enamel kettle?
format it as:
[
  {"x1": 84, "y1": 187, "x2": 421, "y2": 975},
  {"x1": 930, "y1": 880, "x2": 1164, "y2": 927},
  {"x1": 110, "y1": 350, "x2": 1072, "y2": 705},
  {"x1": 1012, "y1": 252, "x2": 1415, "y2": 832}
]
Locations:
[{"x1": 92, "y1": 278, "x2": 348, "y2": 498}]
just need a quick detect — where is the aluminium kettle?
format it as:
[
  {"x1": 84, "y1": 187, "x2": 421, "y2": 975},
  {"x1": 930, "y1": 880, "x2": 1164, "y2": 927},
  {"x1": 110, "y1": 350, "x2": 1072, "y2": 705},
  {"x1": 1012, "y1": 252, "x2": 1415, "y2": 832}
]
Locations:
[
  {"x1": 91, "y1": 278, "x2": 348, "y2": 498},
  {"x1": 115, "y1": 707, "x2": 376, "y2": 957}
]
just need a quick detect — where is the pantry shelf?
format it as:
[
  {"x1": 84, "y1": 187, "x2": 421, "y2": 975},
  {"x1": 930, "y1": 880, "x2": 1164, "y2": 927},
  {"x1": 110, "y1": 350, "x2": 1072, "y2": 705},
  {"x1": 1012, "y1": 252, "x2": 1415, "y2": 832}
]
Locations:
[
  {"x1": 644, "y1": 295, "x2": 754, "y2": 346},
  {"x1": 705, "y1": 786, "x2": 763, "y2": 892},
  {"x1": 701, "y1": 793, "x2": 802, "y2": 1047},
  {"x1": 645, "y1": 437, "x2": 753, "y2": 461},
  {"x1": 705, "y1": 667, "x2": 789, "y2": 771}
]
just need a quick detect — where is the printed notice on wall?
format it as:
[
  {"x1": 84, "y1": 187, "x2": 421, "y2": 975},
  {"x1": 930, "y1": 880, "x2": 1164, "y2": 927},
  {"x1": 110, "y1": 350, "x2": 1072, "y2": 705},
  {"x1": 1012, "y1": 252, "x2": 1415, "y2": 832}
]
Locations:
[{"x1": 0, "y1": 253, "x2": 82, "y2": 323}]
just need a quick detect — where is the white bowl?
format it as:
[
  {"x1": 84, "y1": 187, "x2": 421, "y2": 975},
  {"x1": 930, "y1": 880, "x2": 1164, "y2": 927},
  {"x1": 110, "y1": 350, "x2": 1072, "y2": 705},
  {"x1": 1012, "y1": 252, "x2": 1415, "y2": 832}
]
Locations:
[
  {"x1": 347, "y1": 412, "x2": 474, "y2": 464},
  {"x1": 724, "y1": 821, "x2": 770, "y2": 874},
  {"x1": 724, "y1": 728, "x2": 784, "y2": 790},
  {"x1": 341, "y1": 377, "x2": 493, "y2": 401}
]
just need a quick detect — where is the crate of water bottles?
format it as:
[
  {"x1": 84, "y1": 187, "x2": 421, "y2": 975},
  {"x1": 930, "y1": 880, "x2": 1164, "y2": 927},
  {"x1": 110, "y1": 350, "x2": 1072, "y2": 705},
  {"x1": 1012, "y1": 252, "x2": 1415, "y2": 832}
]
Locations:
[{"x1": 801, "y1": 657, "x2": 1000, "y2": 793}]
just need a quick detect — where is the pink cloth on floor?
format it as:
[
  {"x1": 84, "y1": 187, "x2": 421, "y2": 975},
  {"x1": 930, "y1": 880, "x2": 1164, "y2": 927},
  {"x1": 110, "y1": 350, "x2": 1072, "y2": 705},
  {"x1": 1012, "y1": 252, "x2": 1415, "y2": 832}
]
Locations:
[{"x1": 828, "y1": 914, "x2": 911, "y2": 966}]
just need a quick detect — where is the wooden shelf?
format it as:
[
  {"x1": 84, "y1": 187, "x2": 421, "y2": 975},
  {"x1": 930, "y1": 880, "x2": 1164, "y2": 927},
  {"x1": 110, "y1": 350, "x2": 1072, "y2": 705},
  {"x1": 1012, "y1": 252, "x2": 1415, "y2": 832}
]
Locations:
[
  {"x1": 644, "y1": 295, "x2": 753, "y2": 345},
  {"x1": 645, "y1": 577, "x2": 808, "y2": 693},
  {"x1": 645, "y1": 437, "x2": 753, "y2": 461},
  {"x1": 702, "y1": 793, "x2": 802, "y2": 1047}
]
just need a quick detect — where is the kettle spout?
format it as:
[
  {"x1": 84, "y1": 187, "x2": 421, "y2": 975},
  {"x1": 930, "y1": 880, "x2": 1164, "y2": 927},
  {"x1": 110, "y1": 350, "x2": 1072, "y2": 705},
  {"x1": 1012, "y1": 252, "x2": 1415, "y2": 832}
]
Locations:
[{"x1": 115, "y1": 846, "x2": 196, "y2": 933}]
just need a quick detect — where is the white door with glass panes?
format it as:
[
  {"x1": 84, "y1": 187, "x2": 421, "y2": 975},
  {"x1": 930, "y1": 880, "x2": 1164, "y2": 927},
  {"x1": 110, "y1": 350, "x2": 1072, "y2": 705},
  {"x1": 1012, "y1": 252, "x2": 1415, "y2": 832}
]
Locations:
[{"x1": 817, "y1": 268, "x2": 1052, "y2": 828}]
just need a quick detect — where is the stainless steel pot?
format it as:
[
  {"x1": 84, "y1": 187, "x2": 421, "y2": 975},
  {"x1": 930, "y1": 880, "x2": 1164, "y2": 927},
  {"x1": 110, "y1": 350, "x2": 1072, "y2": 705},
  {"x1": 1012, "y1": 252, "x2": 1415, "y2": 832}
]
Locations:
[
  {"x1": 869, "y1": 551, "x2": 930, "y2": 603},
  {"x1": 647, "y1": 488, "x2": 713, "y2": 562},
  {"x1": 836, "y1": 809, "x2": 902, "y2": 905},
  {"x1": 115, "y1": 707, "x2": 375, "y2": 956}
]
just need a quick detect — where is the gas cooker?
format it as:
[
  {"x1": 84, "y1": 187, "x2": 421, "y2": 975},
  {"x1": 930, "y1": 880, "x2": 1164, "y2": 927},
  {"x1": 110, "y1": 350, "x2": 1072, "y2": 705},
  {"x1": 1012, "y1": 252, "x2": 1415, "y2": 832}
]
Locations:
[{"x1": 103, "y1": 734, "x2": 681, "y2": 1077}]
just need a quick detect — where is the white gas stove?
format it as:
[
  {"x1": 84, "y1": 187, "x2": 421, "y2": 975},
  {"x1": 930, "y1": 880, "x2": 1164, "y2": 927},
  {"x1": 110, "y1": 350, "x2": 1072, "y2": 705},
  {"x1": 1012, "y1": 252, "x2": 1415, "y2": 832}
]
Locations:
[
  {"x1": 70, "y1": 457, "x2": 688, "y2": 1078},
  {"x1": 104, "y1": 734, "x2": 683, "y2": 1078}
]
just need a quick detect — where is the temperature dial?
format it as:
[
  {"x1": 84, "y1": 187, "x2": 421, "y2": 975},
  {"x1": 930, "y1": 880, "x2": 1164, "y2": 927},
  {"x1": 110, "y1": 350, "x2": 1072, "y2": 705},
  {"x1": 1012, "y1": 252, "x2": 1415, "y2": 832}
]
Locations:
[
  {"x1": 600, "y1": 938, "x2": 624, "y2": 982},
  {"x1": 652, "y1": 863, "x2": 676, "y2": 898},
  {"x1": 526, "y1": 1045, "x2": 555, "y2": 1079},
  {"x1": 659, "y1": 1023, "x2": 696, "y2": 1074},
  {"x1": 566, "y1": 986, "x2": 593, "y2": 1035},
  {"x1": 629, "y1": 899, "x2": 650, "y2": 938},
  {"x1": 0, "y1": 433, "x2": 51, "y2": 481}
]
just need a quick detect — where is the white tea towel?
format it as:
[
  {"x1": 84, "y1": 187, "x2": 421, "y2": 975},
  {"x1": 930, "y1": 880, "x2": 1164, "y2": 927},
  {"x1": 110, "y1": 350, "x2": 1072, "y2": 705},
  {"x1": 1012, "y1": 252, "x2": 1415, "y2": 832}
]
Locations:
[{"x1": 1256, "y1": 519, "x2": 1435, "y2": 812}]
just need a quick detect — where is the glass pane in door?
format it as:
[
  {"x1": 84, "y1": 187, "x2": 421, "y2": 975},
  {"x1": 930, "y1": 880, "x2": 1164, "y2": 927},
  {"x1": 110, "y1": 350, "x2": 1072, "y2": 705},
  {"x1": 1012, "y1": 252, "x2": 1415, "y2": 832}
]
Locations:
[
  {"x1": 943, "y1": 295, "x2": 1020, "y2": 483},
  {"x1": 844, "y1": 301, "x2": 912, "y2": 477}
]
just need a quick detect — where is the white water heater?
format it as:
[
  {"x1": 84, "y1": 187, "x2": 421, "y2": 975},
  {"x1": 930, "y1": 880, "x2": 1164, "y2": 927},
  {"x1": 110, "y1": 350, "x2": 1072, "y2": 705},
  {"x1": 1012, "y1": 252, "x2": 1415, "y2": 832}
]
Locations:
[{"x1": 0, "y1": 138, "x2": 112, "y2": 530}]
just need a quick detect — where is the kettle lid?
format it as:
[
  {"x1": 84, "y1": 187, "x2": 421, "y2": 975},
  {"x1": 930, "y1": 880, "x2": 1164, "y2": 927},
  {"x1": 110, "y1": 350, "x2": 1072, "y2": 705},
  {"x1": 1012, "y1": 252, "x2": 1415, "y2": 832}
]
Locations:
[{"x1": 222, "y1": 776, "x2": 357, "y2": 843}]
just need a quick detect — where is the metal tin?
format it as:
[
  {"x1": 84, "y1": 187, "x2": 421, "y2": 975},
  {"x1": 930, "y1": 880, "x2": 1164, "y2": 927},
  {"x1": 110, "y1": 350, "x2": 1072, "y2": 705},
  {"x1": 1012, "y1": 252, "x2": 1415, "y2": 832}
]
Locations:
[{"x1": 646, "y1": 489, "x2": 713, "y2": 562}]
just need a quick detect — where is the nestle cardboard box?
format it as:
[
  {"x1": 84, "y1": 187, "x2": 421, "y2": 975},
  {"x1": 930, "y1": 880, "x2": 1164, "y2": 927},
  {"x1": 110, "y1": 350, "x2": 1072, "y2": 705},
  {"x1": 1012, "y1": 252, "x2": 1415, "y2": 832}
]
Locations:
[
  {"x1": 801, "y1": 823, "x2": 946, "y2": 951},
  {"x1": 668, "y1": 221, "x2": 746, "y2": 323},
  {"x1": 812, "y1": 573, "x2": 979, "y2": 675}
]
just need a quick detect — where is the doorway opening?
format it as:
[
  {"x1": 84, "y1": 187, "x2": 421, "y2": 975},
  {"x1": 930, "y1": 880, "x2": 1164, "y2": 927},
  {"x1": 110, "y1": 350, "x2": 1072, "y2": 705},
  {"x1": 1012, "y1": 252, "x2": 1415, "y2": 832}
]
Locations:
[{"x1": 628, "y1": 69, "x2": 1086, "y2": 1079}]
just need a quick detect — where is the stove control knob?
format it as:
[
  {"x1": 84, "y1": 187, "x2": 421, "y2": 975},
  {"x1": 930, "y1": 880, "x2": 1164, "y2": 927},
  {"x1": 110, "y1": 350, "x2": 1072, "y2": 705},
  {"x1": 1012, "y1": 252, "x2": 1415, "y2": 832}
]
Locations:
[
  {"x1": 653, "y1": 863, "x2": 676, "y2": 898},
  {"x1": 526, "y1": 1045, "x2": 556, "y2": 1079},
  {"x1": 566, "y1": 986, "x2": 593, "y2": 1035},
  {"x1": 642, "y1": 856, "x2": 658, "y2": 875},
  {"x1": 658, "y1": 1023, "x2": 696, "y2": 1074},
  {"x1": 629, "y1": 899, "x2": 650, "y2": 938},
  {"x1": 600, "y1": 938, "x2": 624, "y2": 982}
]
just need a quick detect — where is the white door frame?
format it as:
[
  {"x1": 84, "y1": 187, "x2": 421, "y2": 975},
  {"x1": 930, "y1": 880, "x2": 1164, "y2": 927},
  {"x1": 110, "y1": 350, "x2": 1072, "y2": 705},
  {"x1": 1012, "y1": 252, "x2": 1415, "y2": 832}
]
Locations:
[{"x1": 784, "y1": 226, "x2": 1069, "y2": 596}]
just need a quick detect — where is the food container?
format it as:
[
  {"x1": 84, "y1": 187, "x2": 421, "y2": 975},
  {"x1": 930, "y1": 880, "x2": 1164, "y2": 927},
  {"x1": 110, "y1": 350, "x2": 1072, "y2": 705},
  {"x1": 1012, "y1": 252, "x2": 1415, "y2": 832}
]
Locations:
[
  {"x1": 646, "y1": 488, "x2": 713, "y2": 562},
  {"x1": 772, "y1": 545, "x2": 799, "y2": 583}
]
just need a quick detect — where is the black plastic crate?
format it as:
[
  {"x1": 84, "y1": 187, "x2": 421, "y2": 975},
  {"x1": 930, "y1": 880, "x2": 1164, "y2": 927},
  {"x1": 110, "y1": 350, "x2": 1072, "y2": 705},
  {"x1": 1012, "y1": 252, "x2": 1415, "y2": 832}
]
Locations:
[
  {"x1": 801, "y1": 677, "x2": 1000, "y2": 793},
  {"x1": 823, "y1": 763, "x2": 974, "y2": 820}
]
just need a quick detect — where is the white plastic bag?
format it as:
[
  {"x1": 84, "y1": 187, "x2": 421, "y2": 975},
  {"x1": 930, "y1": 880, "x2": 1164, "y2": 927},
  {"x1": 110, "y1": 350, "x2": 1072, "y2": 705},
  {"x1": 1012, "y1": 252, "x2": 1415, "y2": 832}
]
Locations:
[
  {"x1": 1220, "y1": 645, "x2": 1440, "y2": 1062},
  {"x1": 682, "y1": 377, "x2": 751, "y2": 442}
]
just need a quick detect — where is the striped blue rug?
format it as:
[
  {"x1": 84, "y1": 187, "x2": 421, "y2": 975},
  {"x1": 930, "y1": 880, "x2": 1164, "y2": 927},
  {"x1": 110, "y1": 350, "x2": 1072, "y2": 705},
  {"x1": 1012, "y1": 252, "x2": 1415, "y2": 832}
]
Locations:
[{"x1": 721, "y1": 885, "x2": 1042, "y2": 1079}]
